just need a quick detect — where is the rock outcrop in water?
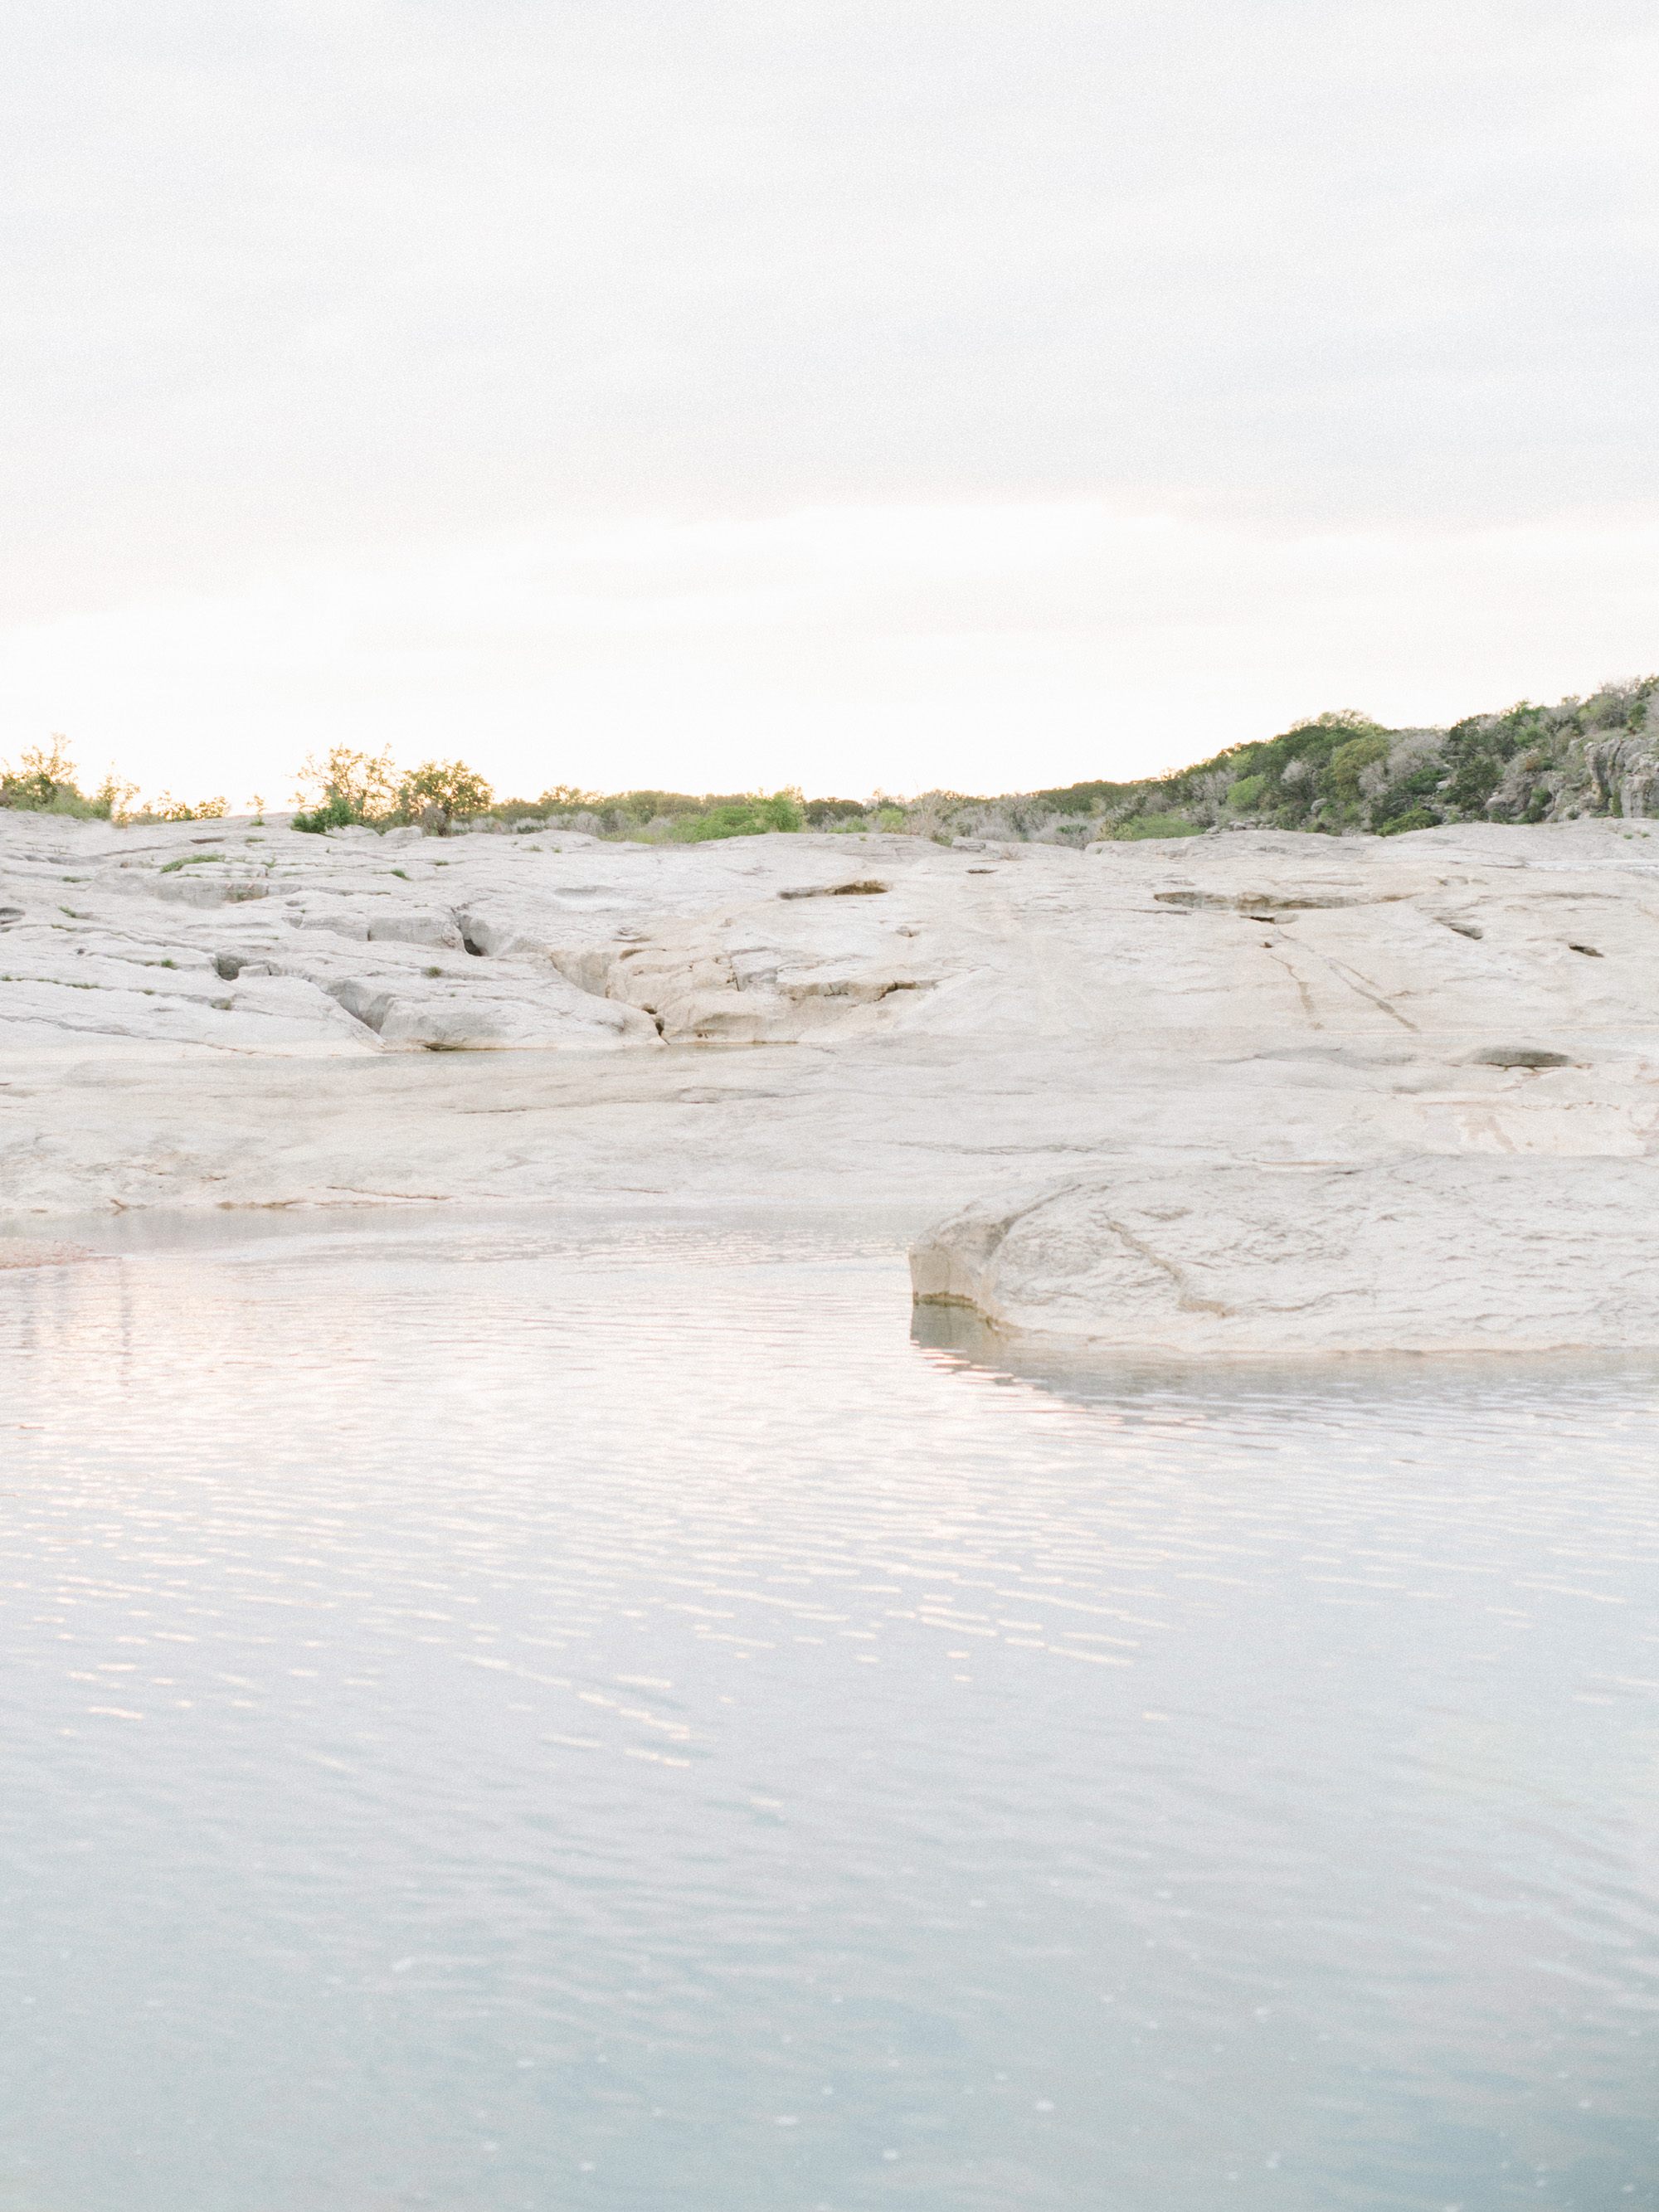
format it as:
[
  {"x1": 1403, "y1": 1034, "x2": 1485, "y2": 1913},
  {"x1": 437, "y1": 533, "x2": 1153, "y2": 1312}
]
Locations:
[
  {"x1": 4, "y1": 808, "x2": 1659, "y2": 1352},
  {"x1": 909, "y1": 1158, "x2": 1659, "y2": 1354}
]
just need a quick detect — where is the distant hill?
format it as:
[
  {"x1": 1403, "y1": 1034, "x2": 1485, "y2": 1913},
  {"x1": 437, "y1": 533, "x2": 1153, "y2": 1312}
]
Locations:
[
  {"x1": 518, "y1": 676, "x2": 1659, "y2": 847},
  {"x1": 873, "y1": 677, "x2": 1659, "y2": 847}
]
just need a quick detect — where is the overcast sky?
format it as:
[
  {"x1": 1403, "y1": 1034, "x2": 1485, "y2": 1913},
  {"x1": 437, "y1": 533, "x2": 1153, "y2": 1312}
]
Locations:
[{"x1": 3, "y1": 0, "x2": 1657, "y2": 803}]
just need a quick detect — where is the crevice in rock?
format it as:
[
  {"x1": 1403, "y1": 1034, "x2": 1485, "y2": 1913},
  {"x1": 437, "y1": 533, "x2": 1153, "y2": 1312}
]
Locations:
[
  {"x1": 777, "y1": 880, "x2": 888, "y2": 900},
  {"x1": 1262, "y1": 947, "x2": 1323, "y2": 1030},
  {"x1": 1155, "y1": 889, "x2": 1377, "y2": 912},
  {"x1": 1314, "y1": 954, "x2": 1418, "y2": 1031},
  {"x1": 1102, "y1": 1215, "x2": 1233, "y2": 1316}
]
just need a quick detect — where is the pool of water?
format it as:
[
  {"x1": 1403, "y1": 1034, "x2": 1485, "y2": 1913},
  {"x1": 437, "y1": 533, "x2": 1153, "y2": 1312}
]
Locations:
[{"x1": 2, "y1": 1210, "x2": 1657, "y2": 2212}]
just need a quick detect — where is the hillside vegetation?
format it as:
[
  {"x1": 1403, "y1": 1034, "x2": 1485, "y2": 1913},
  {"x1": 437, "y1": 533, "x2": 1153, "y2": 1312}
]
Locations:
[
  {"x1": 7, "y1": 678, "x2": 1657, "y2": 843},
  {"x1": 879, "y1": 678, "x2": 1659, "y2": 848},
  {"x1": 0, "y1": 738, "x2": 205, "y2": 824},
  {"x1": 506, "y1": 678, "x2": 1659, "y2": 845}
]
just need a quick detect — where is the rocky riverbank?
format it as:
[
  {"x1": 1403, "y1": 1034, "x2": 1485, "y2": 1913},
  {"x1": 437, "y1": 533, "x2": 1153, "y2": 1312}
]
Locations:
[{"x1": 4, "y1": 809, "x2": 1657, "y2": 1341}]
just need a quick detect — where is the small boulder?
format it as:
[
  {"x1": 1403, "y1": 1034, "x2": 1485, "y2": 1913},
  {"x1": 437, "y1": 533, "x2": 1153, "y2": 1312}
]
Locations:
[{"x1": 911, "y1": 1158, "x2": 1659, "y2": 1354}]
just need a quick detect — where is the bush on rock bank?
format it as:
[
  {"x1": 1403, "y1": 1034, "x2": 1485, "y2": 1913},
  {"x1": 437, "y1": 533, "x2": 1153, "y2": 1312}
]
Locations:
[
  {"x1": 0, "y1": 737, "x2": 224, "y2": 824},
  {"x1": 291, "y1": 751, "x2": 497, "y2": 836},
  {"x1": 289, "y1": 750, "x2": 809, "y2": 842}
]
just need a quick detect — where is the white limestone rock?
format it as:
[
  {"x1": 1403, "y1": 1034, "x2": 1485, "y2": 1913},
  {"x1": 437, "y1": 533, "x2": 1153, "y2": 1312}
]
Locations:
[
  {"x1": 910, "y1": 1159, "x2": 1659, "y2": 1354},
  {"x1": 8, "y1": 810, "x2": 1659, "y2": 1245},
  {"x1": 366, "y1": 909, "x2": 465, "y2": 949}
]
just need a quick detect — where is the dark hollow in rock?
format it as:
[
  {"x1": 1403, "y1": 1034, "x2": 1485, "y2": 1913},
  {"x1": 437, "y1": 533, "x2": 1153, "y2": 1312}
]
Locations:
[
  {"x1": 1569, "y1": 942, "x2": 1603, "y2": 957},
  {"x1": 777, "y1": 881, "x2": 889, "y2": 900},
  {"x1": 213, "y1": 954, "x2": 244, "y2": 980},
  {"x1": 1467, "y1": 1045, "x2": 1573, "y2": 1068},
  {"x1": 1155, "y1": 890, "x2": 1367, "y2": 912}
]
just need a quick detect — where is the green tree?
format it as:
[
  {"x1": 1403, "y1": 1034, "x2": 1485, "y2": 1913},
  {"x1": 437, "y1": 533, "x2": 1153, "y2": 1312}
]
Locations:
[
  {"x1": 294, "y1": 746, "x2": 400, "y2": 825},
  {"x1": 1327, "y1": 732, "x2": 1390, "y2": 807},
  {"x1": 0, "y1": 737, "x2": 140, "y2": 819},
  {"x1": 93, "y1": 771, "x2": 140, "y2": 822},
  {"x1": 1, "y1": 734, "x2": 76, "y2": 809},
  {"x1": 398, "y1": 758, "x2": 495, "y2": 834}
]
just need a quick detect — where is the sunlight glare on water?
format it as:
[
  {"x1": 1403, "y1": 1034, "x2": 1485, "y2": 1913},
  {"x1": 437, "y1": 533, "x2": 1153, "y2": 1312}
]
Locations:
[{"x1": 2, "y1": 1211, "x2": 1657, "y2": 2212}]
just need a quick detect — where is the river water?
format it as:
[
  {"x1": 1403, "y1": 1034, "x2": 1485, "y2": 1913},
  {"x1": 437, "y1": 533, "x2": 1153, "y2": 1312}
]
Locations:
[{"x1": 2, "y1": 1212, "x2": 1657, "y2": 2211}]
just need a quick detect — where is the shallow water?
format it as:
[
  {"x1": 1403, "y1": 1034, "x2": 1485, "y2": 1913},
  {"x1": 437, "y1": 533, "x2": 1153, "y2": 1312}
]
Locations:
[{"x1": 2, "y1": 1211, "x2": 1657, "y2": 2212}]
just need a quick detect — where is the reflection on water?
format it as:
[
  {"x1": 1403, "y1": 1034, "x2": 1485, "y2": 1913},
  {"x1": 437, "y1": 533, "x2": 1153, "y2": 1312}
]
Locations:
[{"x1": 2, "y1": 1211, "x2": 1657, "y2": 2212}]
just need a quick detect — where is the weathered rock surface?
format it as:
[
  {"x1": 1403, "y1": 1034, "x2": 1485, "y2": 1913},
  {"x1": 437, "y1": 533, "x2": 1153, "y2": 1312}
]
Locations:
[
  {"x1": 910, "y1": 1159, "x2": 1659, "y2": 1354},
  {"x1": 5, "y1": 809, "x2": 1659, "y2": 1355}
]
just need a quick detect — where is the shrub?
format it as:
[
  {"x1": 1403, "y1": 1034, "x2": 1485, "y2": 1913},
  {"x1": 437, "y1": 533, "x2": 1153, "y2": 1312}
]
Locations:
[
  {"x1": 2, "y1": 741, "x2": 149, "y2": 821},
  {"x1": 1443, "y1": 751, "x2": 1506, "y2": 813},
  {"x1": 133, "y1": 793, "x2": 230, "y2": 823},
  {"x1": 1107, "y1": 814, "x2": 1206, "y2": 840},
  {"x1": 1027, "y1": 777, "x2": 1140, "y2": 813},
  {"x1": 294, "y1": 746, "x2": 399, "y2": 826},
  {"x1": 288, "y1": 747, "x2": 493, "y2": 834},
  {"x1": 670, "y1": 790, "x2": 804, "y2": 842},
  {"x1": 293, "y1": 794, "x2": 358, "y2": 834},
  {"x1": 1328, "y1": 732, "x2": 1390, "y2": 804},
  {"x1": 397, "y1": 758, "x2": 494, "y2": 834},
  {"x1": 1, "y1": 735, "x2": 76, "y2": 810}
]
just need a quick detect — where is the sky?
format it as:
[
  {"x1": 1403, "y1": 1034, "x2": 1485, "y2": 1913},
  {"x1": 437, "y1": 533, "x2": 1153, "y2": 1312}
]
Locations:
[{"x1": 2, "y1": 0, "x2": 1657, "y2": 805}]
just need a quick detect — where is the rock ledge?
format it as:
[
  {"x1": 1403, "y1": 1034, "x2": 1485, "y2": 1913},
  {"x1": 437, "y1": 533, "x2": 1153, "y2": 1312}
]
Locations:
[{"x1": 910, "y1": 1159, "x2": 1659, "y2": 1354}]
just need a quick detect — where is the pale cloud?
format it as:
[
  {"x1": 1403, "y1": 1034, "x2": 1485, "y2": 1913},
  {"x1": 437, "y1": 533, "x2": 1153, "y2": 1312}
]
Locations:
[{"x1": 2, "y1": 1, "x2": 1657, "y2": 790}]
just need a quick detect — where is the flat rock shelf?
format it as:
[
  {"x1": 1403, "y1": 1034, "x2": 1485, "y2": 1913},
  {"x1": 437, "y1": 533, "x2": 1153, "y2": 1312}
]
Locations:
[{"x1": 5, "y1": 812, "x2": 1659, "y2": 1352}]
